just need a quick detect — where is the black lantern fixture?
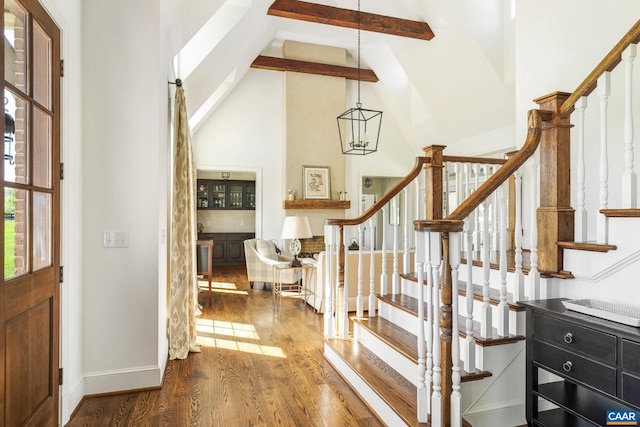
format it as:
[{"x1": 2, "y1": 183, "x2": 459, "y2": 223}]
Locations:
[
  {"x1": 221, "y1": 171, "x2": 230, "y2": 180},
  {"x1": 363, "y1": 176, "x2": 372, "y2": 188},
  {"x1": 337, "y1": 0, "x2": 382, "y2": 155}
]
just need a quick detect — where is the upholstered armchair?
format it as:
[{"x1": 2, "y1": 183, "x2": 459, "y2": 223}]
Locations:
[{"x1": 244, "y1": 238, "x2": 297, "y2": 289}]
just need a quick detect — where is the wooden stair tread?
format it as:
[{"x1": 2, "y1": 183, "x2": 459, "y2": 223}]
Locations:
[
  {"x1": 600, "y1": 208, "x2": 640, "y2": 218},
  {"x1": 558, "y1": 241, "x2": 617, "y2": 252},
  {"x1": 378, "y1": 293, "x2": 525, "y2": 347},
  {"x1": 325, "y1": 338, "x2": 429, "y2": 427},
  {"x1": 399, "y1": 274, "x2": 524, "y2": 312},
  {"x1": 354, "y1": 316, "x2": 492, "y2": 382}
]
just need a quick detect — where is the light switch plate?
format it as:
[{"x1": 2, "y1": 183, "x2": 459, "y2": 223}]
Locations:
[{"x1": 104, "y1": 231, "x2": 129, "y2": 248}]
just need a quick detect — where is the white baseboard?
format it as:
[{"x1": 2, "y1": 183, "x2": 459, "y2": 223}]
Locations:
[
  {"x1": 61, "y1": 376, "x2": 85, "y2": 425},
  {"x1": 83, "y1": 364, "x2": 163, "y2": 396}
]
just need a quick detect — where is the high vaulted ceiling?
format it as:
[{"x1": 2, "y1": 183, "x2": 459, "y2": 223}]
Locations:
[{"x1": 164, "y1": 0, "x2": 515, "y2": 151}]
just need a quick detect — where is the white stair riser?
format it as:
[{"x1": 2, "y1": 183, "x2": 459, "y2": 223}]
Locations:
[{"x1": 355, "y1": 323, "x2": 418, "y2": 386}]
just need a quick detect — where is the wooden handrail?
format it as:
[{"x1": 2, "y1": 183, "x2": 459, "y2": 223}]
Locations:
[
  {"x1": 442, "y1": 155, "x2": 507, "y2": 165},
  {"x1": 325, "y1": 156, "x2": 431, "y2": 226},
  {"x1": 560, "y1": 19, "x2": 640, "y2": 118}
]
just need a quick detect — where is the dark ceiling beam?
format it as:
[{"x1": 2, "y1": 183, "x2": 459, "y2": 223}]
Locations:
[
  {"x1": 267, "y1": 0, "x2": 434, "y2": 41},
  {"x1": 250, "y1": 55, "x2": 378, "y2": 82}
]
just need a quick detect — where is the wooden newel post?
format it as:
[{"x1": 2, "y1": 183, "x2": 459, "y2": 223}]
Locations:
[
  {"x1": 534, "y1": 92, "x2": 575, "y2": 273},
  {"x1": 440, "y1": 231, "x2": 453, "y2": 426},
  {"x1": 423, "y1": 145, "x2": 446, "y2": 220}
]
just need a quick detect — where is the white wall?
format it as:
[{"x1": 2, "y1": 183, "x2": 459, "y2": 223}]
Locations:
[{"x1": 81, "y1": 0, "x2": 166, "y2": 398}]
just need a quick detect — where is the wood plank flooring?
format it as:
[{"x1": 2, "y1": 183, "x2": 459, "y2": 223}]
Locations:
[{"x1": 66, "y1": 266, "x2": 383, "y2": 427}]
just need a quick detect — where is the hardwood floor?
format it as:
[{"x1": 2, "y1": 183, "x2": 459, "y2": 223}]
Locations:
[{"x1": 66, "y1": 266, "x2": 383, "y2": 427}]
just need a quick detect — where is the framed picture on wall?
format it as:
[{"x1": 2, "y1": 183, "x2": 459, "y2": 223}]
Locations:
[{"x1": 303, "y1": 165, "x2": 331, "y2": 200}]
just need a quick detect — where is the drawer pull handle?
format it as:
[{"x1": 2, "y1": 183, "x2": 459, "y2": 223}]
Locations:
[
  {"x1": 563, "y1": 332, "x2": 574, "y2": 344},
  {"x1": 563, "y1": 361, "x2": 573, "y2": 372}
]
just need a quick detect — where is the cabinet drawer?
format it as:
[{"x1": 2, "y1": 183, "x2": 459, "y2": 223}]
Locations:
[
  {"x1": 533, "y1": 340, "x2": 616, "y2": 395},
  {"x1": 622, "y1": 372, "x2": 640, "y2": 408},
  {"x1": 623, "y1": 339, "x2": 640, "y2": 374},
  {"x1": 533, "y1": 312, "x2": 616, "y2": 365}
]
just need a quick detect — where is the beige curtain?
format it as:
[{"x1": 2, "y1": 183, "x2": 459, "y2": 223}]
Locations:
[{"x1": 169, "y1": 85, "x2": 201, "y2": 360}]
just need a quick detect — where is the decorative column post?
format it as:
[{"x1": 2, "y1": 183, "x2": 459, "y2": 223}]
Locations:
[
  {"x1": 534, "y1": 92, "x2": 574, "y2": 273},
  {"x1": 423, "y1": 145, "x2": 446, "y2": 220}
]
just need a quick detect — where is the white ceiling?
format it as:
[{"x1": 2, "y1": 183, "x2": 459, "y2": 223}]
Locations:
[{"x1": 164, "y1": 0, "x2": 515, "y2": 150}]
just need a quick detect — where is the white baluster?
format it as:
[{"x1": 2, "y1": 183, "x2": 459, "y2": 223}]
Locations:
[
  {"x1": 480, "y1": 199, "x2": 492, "y2": 339},
  {"x1": 528, "y1": 157, "x2": 540, "y2": 300},
  {"x1": 403, "y1": 187, "x2": 410, "y2": 277},
  {"x1": 430, "y1": 232, "x2": 442, "y2": 427},
  {"x1": 425, "y1": 231, "x2": 434, "y2": 417},
  {"x1": 444, "y1": 162, "x2": 450, "y2": 215},
  {"x1": 474, "y1": 164, "x2": 481, "y2": 251},
  {"x1": 369, "y1": 217, "x2": 376, "y2": 317},
  {"x1": 491, "y1": 166, "x2": 499, "y2": 251},
  {"x1": 392, "y1": 196, "x2": 400, "y2": 294},
  {"x1": 450, "y1": 232, "x2": 462, "y2": 427},
  {"x1": 454, "y1": 163, "x2": 461, "y2": 215},
  {"x1": 597, "y1": 72, "x2": 610, "y2": 244},
  {"x1": 340, "y1": 228, "x2": 349, "y2": 339},
  {"x1": 497, "y1": 184, "x2": 509, "y2": 337},
  {"x1": 356, "y1": 225, "x2": 364, "y2": 318},
  {"x1": 463, "y1": 165, "x2": 476, "y2": 373},
  {"x1": 514, "y1": 168, "x2": 525, "y2": 303},
  {"x1": 575, "y1": 96, "x2": 588, "y2": 242},
  {"x1": 324, "y1": 226, "x2": 336, "y2": 338},
  {"x1": 415, "y1": 179, "x2": 421, "y2": 248},
  {"x1": 381, "y1": 206, "x2": 388, "y2": 296},
  {"x1": 416, "y1": 232, "x2": 427, "y2": 422},
  {"x1": 623, "y1": 45, "x2": 637, "y2": 208}
]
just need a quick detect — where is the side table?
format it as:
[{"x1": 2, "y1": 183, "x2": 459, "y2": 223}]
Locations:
[{"x1": 272, "y1": 264, "x2": 315, "y2": 312}]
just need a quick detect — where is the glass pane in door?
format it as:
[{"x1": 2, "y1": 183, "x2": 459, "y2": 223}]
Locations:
[
  {"x1": 4, "y1": 188, "x2": 28, "y2": 279},
  {"x1": 32, "y1": 192, "x2": 51, "y2": 271},
  {"x1": 32, "y1": 106, "x2": 51, "y2": 188},
  {"x1": 4, "y1": 90, "x2": 28, "y2": 184},
  {"x1": 229, "y1": 184, "x2": 243, "y2": 208},
  {"x1": 32, "y1": 21, "x2": 52, "y2": 110},
  {"x1": 3, "y1": 0, "x2": 29, "y2": 94}
]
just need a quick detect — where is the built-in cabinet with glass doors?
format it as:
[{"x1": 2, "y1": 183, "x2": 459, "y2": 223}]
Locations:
[{"x1": 197, "y1": 179, "x2": 255, "y2": 210}]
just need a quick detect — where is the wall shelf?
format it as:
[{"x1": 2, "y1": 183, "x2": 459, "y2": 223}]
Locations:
[{"x1": 283, "y1": 200, "x2": 350, "y2": 210}]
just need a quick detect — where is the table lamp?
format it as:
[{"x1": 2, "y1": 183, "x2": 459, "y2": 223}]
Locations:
[{"x1": 281, "y1": 216, "x2": 312, "y2": 267}]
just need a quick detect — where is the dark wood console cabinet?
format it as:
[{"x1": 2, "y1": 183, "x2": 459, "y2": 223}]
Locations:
[
  {"x1": 521, "y1": 298, "x2": 640, "y2": 426},
  {"x1": 198, "y1": 232, "x2": 254, "y2": 266}
]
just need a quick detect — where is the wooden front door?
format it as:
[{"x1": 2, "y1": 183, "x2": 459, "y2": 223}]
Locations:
[{"x1": 1, "y1": 0, "x2": 61, "y2": 425}]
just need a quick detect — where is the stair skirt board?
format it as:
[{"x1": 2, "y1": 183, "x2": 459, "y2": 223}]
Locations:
[
  {"x1": 354, "y1": 321, "x2": 418, "y2": 387},
  {"x1": 462, "y1": 403, "x2": 526, "y2": 427},
  {"x1": 324, "y1": 342, "x2": 409, "y2": 427},
  {"x1": 463, "y1": 343, "x2": 526, "y2": 416}
]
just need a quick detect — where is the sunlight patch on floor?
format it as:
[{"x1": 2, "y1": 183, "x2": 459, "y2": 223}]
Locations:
[
  {"x1": 196, "y1": 336, "x2": 286, "y2": 358},
  {"x1": 195, "y1": 319, "x2": 286, "y2": 358},
  {"x1": 198, "y1": 280, "x2": 248, "y2": 296},
  {"x1": 196, "y1": 319, "x2": 259, "y2": 340}
]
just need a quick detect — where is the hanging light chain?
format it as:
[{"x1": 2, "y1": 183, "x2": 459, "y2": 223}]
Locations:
[{"x1": 357, "y1": 0, "x2": 361, "y2": 107}]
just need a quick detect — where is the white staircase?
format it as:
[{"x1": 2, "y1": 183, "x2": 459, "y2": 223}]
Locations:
[{"x1": 324, "y1": 261, "x2": 532, "y2": 427}]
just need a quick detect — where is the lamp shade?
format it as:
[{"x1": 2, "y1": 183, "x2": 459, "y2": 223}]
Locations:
[{"x1": 281, "y1": 216, "x2": 312, "y2": 239}]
